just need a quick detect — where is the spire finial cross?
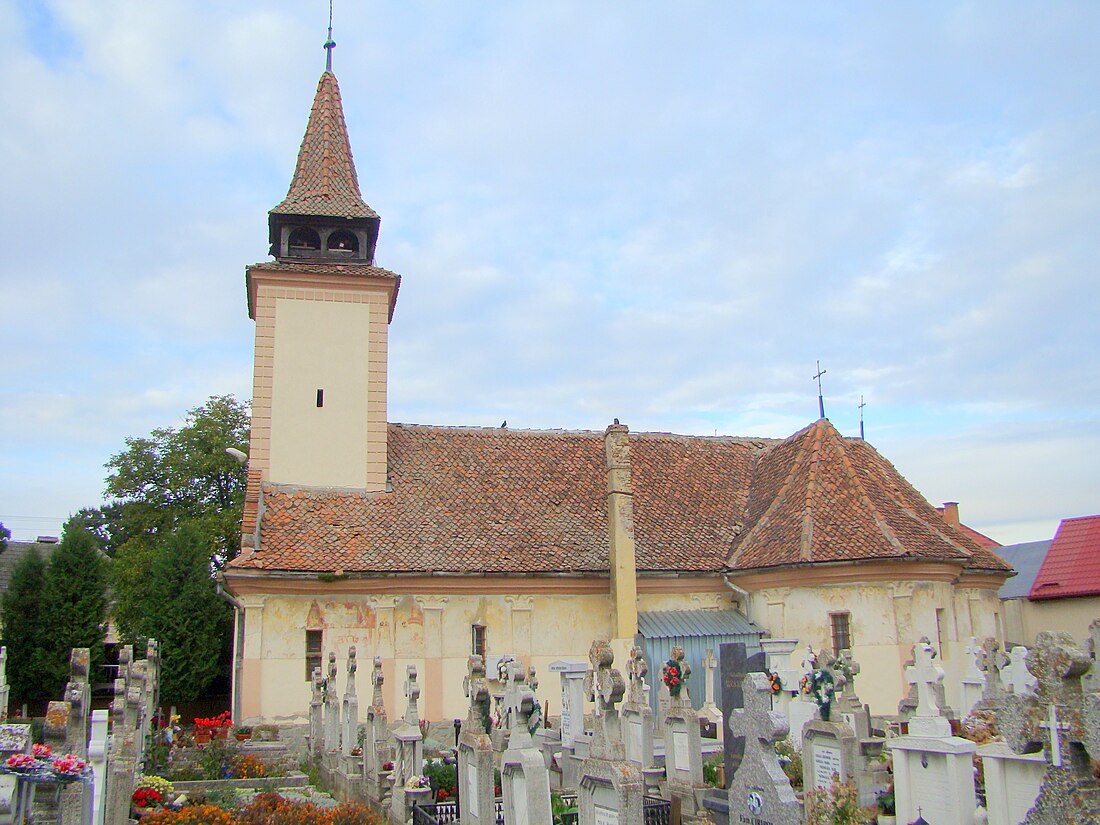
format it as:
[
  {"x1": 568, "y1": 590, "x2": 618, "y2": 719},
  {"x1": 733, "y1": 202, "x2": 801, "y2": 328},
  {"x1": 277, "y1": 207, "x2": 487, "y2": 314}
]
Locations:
[
  {"x1": 324, "y1": 0, "x2": 336, "y2": 72},
  {"x1": 858, "y1": 395, "x2": 866, "y2": 439},
  {"x1": 813, "y1": 360, "x2": 827, "y2": 419}
]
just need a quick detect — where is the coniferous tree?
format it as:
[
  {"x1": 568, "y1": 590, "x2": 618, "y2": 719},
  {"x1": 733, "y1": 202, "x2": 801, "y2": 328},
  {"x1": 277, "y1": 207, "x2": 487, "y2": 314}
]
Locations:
[
  {"x1": 39, "y1": 528, "x2": 109, "y2": 696},
  {"x1": 139, "y1": 523, "x2": 231, "y2": 703},
  {"x1": 0, "y1": 546, "x2": 51, "y2": 701}
]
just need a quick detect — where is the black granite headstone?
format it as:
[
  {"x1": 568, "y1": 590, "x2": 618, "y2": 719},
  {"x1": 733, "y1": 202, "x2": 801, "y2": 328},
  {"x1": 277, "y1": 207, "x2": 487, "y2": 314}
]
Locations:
[{"x1": 720, "y1": 642, "x2": 766, "y2": 788}]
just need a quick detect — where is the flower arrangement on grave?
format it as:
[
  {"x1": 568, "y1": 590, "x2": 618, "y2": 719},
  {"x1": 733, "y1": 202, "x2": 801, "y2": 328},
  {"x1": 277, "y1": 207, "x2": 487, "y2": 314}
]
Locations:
[
  {"x1": 405, "y1": 774, "x2": 431, "y2": 791},
  {"x1": 768, "y1": 672, "x2": 783, "y2": 695},
  {"x1": 193, "y1": 711, "x2": 232, "y2": 736},
  {"x1": 528, "y1": 697, "x2": 542, "y2": 734},
  {"x1": 32, "y1": 743, "x2": 52, "y2": 759},
  {"x1": 3, "y1": 753, "x2": 43, "y2": 774},
  {"x1": 51, "y1": 754, "x2": 90, "y2": 782},
  {"x1": 662, "y1": 658, "x2": 685, "y2": 698},
  {"x1": 132, "y1": 787, "x2": 164, "y2": 809},
  {"x1": 136, "y1": 776, "x2": 175, "y2": 798},
  {"x1": 381, "y1": 761, "x2": 394, "y2": 772},
  {"x1": 799, "y1": 668, "x2": 836, "y2": 721}
]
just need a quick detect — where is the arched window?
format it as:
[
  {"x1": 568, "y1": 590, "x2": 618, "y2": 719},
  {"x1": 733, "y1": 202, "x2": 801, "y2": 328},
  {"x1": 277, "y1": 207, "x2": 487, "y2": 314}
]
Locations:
[
  {"x1": 326, "y1": 230, "x2": 359, "y2": 255},
  {"x1": 287, "y1": 227, "x2": 321, "y2": 253}
]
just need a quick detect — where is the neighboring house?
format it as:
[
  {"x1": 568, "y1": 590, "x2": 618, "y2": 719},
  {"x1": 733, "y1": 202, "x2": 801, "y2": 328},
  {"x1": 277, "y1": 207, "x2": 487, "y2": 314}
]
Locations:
[
  {"x1": 998, "y1": 515, "x2": 1100, "y2": 646},
  {"x1": 221, "y1": 62, "x2": 1014, "y2": 724}
]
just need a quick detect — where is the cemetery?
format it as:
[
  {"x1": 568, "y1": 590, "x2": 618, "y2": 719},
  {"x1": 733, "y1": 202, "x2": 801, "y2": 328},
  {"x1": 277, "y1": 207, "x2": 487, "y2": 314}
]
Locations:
[{"x1": 1, "y1": 619, "x2": 1100, "y2": 824}]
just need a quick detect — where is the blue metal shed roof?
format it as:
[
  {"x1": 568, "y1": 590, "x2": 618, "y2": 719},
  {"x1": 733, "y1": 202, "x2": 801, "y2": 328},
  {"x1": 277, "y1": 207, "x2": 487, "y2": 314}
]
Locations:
[{"x1": 638, "y1": 610, "x2": 763, "y2": 638}]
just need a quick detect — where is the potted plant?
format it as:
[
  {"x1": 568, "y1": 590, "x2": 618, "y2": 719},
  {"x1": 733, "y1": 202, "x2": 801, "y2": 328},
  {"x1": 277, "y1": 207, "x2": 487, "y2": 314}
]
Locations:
[
  {"x1": 234, "y1": 726, "x2": 253, "y2": 742},
  {"x1": 876, "y1": 787, "x2": 896, "y2": 825}
]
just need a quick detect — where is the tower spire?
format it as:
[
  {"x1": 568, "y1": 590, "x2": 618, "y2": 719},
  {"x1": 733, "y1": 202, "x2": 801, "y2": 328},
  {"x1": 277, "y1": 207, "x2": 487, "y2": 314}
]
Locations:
[{"x1": 324, "y1": 0, "x2": 336, "y2": 73}]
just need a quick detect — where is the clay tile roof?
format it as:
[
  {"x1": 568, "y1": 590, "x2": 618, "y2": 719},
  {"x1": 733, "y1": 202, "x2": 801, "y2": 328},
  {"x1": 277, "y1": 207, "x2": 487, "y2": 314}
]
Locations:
[
  {"x1": 1028, "y1": 514, "x2": 1100, "y2": 600},
  {"x1": 230, "y1": 425, "x2": 768, "y2": 575},
  {"x1": 229, "y1": 419, "x2": 1013, "y2": 576},
  {"x1": 728, "y1": 419, "x2": 1013, "y2": 572},
  {"x1": 271, "y1": 71, "x2": 377, "y2": 220},
  {"x1": 957, "y1": 523, "x2": 1002, "y2": 550}
]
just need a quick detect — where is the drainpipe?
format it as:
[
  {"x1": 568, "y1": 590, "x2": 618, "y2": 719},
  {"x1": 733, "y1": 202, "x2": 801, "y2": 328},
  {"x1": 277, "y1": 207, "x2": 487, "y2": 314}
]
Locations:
[
  {"x1": 723, "y1": 574, "x2": 751, "y2": 618},
  {"x1": 216, "y1": 580, "x2": 245, "y2": 723}
]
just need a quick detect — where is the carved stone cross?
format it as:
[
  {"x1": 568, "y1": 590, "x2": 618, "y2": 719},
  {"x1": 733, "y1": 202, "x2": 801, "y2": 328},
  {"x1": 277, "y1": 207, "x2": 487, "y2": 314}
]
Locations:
[
  {"x1": 963, "y1": 637, "x2": 984, "y2": 680},
  {"x1": 583, "y1": 639, "x2": 626, "y2": 760},
  {"x1": 345, "y1": 646, "x2": 357, "y2": 697},
  {"x1": 403, "y1": 664, "x2": 421, "y2": 727},
  {"x1": 311, "y1": 667, "x2": 324, "y2": 705},
  {"x1": 327, "y1": 651, "x2": 339, "y2": 693},
  {"x1": 837, "y1": 648, "x2": 860, "y2": 695},
  {"x1": 464, "y1": 654, "x2": 491, "y2": 734},
  {"x1": 626, "y1": 646, "x2": 648, "y2": 705},
  {"x1": 702, "y1": 648, "x2": 719, "y2": 708},
  {"x1": 905, "y1": 640, "x2": 947, "y2": 731},
  {"x1": 370, "y1": 655, "x2": 385, "y2": 709},
  {"x1": 1001, "y1": 646, "x2": 1038, "y2": 696}
]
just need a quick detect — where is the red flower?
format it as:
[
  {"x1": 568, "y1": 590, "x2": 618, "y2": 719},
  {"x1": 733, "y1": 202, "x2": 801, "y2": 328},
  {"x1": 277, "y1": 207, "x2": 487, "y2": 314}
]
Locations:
[
  {"x1": 32, "y1": 744, "x2": 52, "y2": 759},
  {"x1": 131, "y1": 788, "x2": 163, "y2": 807}
]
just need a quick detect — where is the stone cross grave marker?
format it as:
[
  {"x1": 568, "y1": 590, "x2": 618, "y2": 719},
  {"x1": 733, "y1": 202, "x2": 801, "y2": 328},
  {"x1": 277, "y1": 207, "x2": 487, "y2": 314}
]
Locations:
[
  {"x1": 978, "y1": 636, "x2": 1006, "y2": 709},
  {"x1": 342, "y1": 647, "x2": 359, "y2": 760},
  {"x1": 363, "y1": 656, "x2": 391, "y2": 805},
  {"x1": 577, "y1": 640, "x2": 642, "y2": 825},
  {"x1": 998, "y1": 631, "x2": 1098, "y2": 824},
  {"x1": 959, "y1": 636, "x2": 986, "y2": 716},
  {"x1": 720, "y1": 642, "x2": 767, "y2": 784},
  {"x1": 88, "y1": 709, "x2": 109, "y2": 825},
  {"x1": 905, "y1": 640, "x2": 951, "y2": 737},
  {"x1": 501, "y1": 676, "x2": 552, "y2": 825},
  {"x1": 664, "y1": 646, "x2": 706, "y2": 821},
  {"x1": 64, "y1": 648, "x2": 92, "y2": 758},
  {"x1": 392, "y1": 664, "x2": 425, "y2": 825},
  {"x1": 309, "y1": 666, "x2": 324, "y2": 755},
  {"x1": 1083, "y1": 618, "x2": 1100, "y2": 694},
  {"x1": 1001, "y1": 645, "x2": 1038, "y2": 696},
  {"x1": 324, "y1": 652, "x2": 341, "y2": 753},
  {"x1": 619, "y1": 646, "x2": 653, "y2": 768},
  {"x1": 459, "y1": 654, "x2": 495, "y2": 825},
  {"x1": 699, "y1": 648, "x2": 722, "y2": 737},
  {"x1": 727, "y1": 672, "x2": 801, "y2": 825}
]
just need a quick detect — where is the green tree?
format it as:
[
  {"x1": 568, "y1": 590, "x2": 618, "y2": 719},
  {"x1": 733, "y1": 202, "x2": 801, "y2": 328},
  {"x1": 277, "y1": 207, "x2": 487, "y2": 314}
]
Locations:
[
  {"x1": 0, "y1": 522, "x2": 9, "y2": 555},
  {"x1": 39, "y1": 527, "x2": 109, "y2": 695},
  {"x1": 119, "y1": 524, "x2": 232, "y2": 702},
  {"x1": 0, "y1": 546, "x2": 51, "y2": 700},
  {"x1": 62, "y1": 505, "x2": 130, "y2": 557},
  {"x1": 105, "y1": 394, "x2": 250, "y2": 568}
]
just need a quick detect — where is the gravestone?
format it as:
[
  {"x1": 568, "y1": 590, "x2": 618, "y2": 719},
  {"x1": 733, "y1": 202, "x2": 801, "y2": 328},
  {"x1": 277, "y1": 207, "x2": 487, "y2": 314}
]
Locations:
[
  {"x1": 699, "y1": 648, "x2": 722, "y2": 739},
  {"x1": 977, "y1": 636, "x2": 1007, "y2": 711},
  {"x1": 720, "y1": 641, "x2": 767, "y2": 784},
  {"x1": 104, "y1": 647, "x2": 137, "y2": 825},
  {"x1": 976, "y1": 740, "x2": 1045, "y2": 825},
  {"x1": 1001, "y1": 645, "x2": 1038, "y2": 696},
  {"x1": 309, "y1": 666, "x2": 324, "y2": 755},
  {"x1": 88, "y1": 709, "x2": 108, "y2": 825},
  {"x1": 391, "y1": 665, "x2": 425, "y2": 824},
  {"x1": 501, "y1": 662, "x2": 552, "y2": 825},
  {"x1": 726, "y1": 672, "x2": 801, "y2": 825},
  {"x1": 999, "y1": 631, "x2": 1100, "y2": 824},
  {"x1": 341, "y1": 647, "x2": 359, "y2": 766},
  {"x1": 0, "y1": 648, "x2": 8, "y2": 721},
  {"x1": 64, "y1": 649, "x2": 92, "y2": 758},
  {"x1": 549, "y1": 659, "x2": 588, "y2": 790},
  {"x1": 458, "y1": 655, "x2": 496, "y2": 825},
  {"x1": 363, "y1": 656, "x2": 393, "y2": 806},
  {"x1": 801, "y1": 720, "x2": 857, "y2": 793},
  {"x1": 897, "y1": 637, "x2": 956, "y2": 726},
  {"x1": 577, "y1": 640, "x2": 642, "y2": 825},
  {"x1": 662, "y1": 646, "x2": 707, "y2": 823},
  {"x1": 323, "y1": 652, "x2": 341, "y2": 755},
  {"x1": 0, "y1": 722, "x2": 32, "y2": 824},
  {"x1": 886, "y1": 641, "x2": 977, "y2": 825},
  {"x1": 959, "y1": 636, "x2": 986, "y2": 717},
  {"x1": 619, "y1": 646, "x2": 653, "y2": 769}
]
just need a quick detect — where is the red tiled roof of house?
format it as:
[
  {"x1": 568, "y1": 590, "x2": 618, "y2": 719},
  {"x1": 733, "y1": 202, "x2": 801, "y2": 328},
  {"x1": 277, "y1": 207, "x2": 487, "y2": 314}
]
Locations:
[
  {"x1": 728, "y1": 419, "x2": 1010, "y2": 572},
  {"x1": 271, "y1": 71, "x2": 377, "y2": 220},
  {"x1": 1028, "y1": 514, "x2": 1100, "y2": 600},
  {"x1": 957, "y1": 523, "x2": 1002, "y2": 550},
  {"x1": 229, "y1": 419, "x2": 1012, "y2": 576}
]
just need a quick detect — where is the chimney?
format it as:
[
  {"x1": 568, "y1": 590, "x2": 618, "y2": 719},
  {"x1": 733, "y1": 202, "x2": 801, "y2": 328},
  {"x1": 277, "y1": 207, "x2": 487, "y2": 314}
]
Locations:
[
  {"x1": 940, "y1": 502, "x2": 960, "y2": 527},
  {"x1": 604, "y1": 422, "x2": 638, "y2": 642}
]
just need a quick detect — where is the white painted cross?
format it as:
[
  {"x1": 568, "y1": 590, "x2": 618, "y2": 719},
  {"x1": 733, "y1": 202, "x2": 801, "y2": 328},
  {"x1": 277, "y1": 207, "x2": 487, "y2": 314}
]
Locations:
[
  {"x1": 1001, "y1": 646, "x2": 1038, "y2": 696},
  {"x1": 906, "y1": 641, "x2": 945, "y2": 719},
  {"x1": 1038, "y1": 703, "x2": 1070, "y2": 767},
  {"x1": 963, "y1": 637, "x2": 984, "y2": 680}
]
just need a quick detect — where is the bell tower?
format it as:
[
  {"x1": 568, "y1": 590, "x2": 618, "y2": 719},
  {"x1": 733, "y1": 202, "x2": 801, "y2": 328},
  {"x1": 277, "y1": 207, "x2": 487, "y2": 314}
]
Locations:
[{"x1": 244, "y1": 48, "x2": 398, "y2": 493}]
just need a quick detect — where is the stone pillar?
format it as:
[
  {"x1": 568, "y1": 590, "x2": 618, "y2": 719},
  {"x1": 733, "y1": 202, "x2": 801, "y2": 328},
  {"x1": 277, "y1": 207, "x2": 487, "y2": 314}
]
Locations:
[
  {"x1": 309, "y1": 666, "x2": 324, "y2": 755},
  {"x1": 604, "y1": 424, "x2": 637, "y2": 643},
  {"x1": 662, "y1": 647, "x2": 706, "y2": 822},
  {"x1": 0, "y1": 647, "x2": 9, "y2": 721},
  {"x1": 364, "y1": 655, "x2": 393, "y2": 805},
  {"x1": 391, "y1": 665, "x2": 424, "y2": 824},
  {"x1": 104, "y1": 647, "x2": 136, "y2": 825}
]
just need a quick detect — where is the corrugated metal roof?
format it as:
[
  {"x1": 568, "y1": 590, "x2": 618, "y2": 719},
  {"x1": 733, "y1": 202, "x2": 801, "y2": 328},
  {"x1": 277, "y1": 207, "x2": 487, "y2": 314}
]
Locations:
[
  {"x1": 996, "y1": 540, "x2": 1051, "y2": 599},
  {"x1": 638, "y1": 610, "x2": 763, "y2": 639}
]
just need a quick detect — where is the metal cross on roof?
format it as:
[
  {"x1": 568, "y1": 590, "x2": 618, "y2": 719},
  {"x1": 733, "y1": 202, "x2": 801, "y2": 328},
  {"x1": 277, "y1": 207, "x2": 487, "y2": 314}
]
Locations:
[
  {"x1": 813, "y1": 360, "x2": 827, "y2": 419},
  {"x1": 323, "y1": 0, "x2": 336, "y2": 72}
]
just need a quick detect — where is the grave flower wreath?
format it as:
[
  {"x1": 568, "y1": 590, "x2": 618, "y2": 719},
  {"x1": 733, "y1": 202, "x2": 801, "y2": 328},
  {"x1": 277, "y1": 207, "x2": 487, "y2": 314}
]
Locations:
[
  {"x1": 768, "y1": 672, "x2": 783, "y2": 695},
  {"x1": 662, "y1": 658, "x2": 685, "y2": 698},
  {"x1": 1, "y1": 752, "x2": 92, "y2": 783},
  {"x1": 405, "y1": 774, "x2": 431, "y2": 791},
  {"x1": 799, "y1": 669, "x2": 835, "y2": 721}
]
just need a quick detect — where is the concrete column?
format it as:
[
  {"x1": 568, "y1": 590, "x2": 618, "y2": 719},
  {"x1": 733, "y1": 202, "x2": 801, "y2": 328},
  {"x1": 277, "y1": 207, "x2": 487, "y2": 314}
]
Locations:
[{"x1": 604, "y1": 423, "x2": 638, "y2": 643}]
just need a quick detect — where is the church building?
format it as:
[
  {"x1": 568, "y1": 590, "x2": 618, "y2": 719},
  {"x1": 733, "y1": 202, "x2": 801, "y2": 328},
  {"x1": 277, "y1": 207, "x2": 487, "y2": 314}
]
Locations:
[{"x1": 222, "y1": 62, "x2": 1013, "y2": 725}]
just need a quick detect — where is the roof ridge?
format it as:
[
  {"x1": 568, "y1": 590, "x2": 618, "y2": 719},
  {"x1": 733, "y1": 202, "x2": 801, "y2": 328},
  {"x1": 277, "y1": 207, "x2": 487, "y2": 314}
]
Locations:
[
  {"x1": 729, "y1": 422, "x2": 817, "y2": 567},
  {"x1": 799, "y1": 422, "x2": 826, "y2": 561}
]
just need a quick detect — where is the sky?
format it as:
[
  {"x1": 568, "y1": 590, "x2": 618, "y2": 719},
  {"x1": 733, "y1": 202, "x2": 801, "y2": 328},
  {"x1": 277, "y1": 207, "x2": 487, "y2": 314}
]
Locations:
[{"x1": 1, "y1": 1, "x2": 1097, "y2": 546}]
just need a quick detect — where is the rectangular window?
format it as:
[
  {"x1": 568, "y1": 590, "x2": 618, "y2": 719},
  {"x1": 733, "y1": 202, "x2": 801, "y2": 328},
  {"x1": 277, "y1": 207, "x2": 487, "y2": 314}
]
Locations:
[
  {"x1": 316, "y1": 389, "x2": 324, "y2": 408},
  {"x1": 830, "y1": 612, "x2": 852, "y2": 654},
  {"x1": 306, "y1": 630, "x2": 323, "y2": 681},
  {"x1": 471, "y1": 624, "x2": 486, "y2": 658}
]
